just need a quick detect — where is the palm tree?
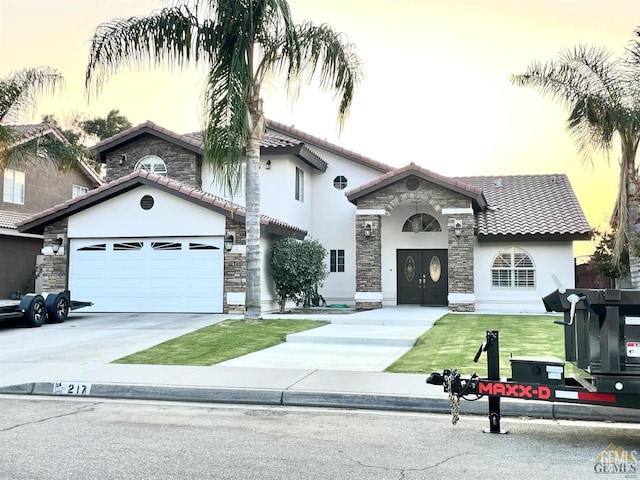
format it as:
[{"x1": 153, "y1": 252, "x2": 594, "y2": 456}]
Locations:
[
  {"x1": 85, "y1": 0, "x2": 361, "y2": 319},
  {"x1": 511, "y1": 30, "x2": 640, "y2": 288},
  {"x1": 0, "y1": 67, "x2": 81, "y2": 171}
]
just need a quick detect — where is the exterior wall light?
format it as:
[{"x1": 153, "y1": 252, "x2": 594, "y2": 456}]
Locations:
[
  {"x1": 453, "y1": 221, "x2": 463, "y2": 238},
  {"x1": 119, "y1": 154, "x2": 126, "y2": 165},
  {"x1": 265, "y1": 160, "x2": 271, "y2": 170},
  {"x1": 363, "y1": 223, "x2": 372, "y2": 238},
  {"x1": 52, "y1": 237, "x2": 63, "y2": 254},
  {"x1": 224, "y1": 235, "x2": 234, "y2": 252}
]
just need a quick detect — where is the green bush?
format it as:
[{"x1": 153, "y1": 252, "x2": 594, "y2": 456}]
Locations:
[{"x1": 269, "y1": 238, "x2": 328, "y2": 312}]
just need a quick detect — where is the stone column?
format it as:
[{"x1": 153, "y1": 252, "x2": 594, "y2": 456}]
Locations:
[
  {"x1": 447, "y1": 213, "x2": 475, "y2": 312},
  {"x1": 355, "y1": 214, "x2": 382, "y2": 310},
  {"x1": 41, "y1": 219, "x2": 69, "y2": 292},
  {"x1": 223, "y1": 217, "x2": 246, "y2": 314}
]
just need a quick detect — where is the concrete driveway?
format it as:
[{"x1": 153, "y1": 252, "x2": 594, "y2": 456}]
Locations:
[{"x1": 0, "y1": 312, "x2": 232, "y2": 364}]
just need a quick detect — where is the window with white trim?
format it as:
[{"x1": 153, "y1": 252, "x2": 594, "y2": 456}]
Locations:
[
  {"x1": 330, "y1": 249, "x2": 345, "y2": 273},
  {"x1": 295, "y1": 167, "x2": 304, "y2": 201},
  {"x1": 72, "y1": 185, "x2": 88, "y2": 198},
  {"x1": 134, "y1": 155, "x2": 167, "y2": 175},
  {"x1": 491, "y1": 247, "x2": 535, "y2": 288},
  {"x1": 3, "y1": 169, "x2": 25, "y2": 204}
]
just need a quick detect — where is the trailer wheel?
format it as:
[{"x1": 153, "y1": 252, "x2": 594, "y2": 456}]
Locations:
[
  {"x1": 46, "y1": 292, "x2": 70, "y2": 323},
  {"x1": 24, "y1": 295, "x2": 46, "y2": 327}
]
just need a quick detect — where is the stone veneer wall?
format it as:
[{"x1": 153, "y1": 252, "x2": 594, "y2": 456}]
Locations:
[
  {"x1": 447, "y1": 214, "x2": 475, "y2": 312},
  {"x1": 355, "y1": 214, "x2": 382, "y2": 310},
  {"x1": 223, "y1": 217, "x2": 246, "y2": 314},
  {"x1": 354, "y1": 175, "x2": 477, "y2": 311},
  {"x1": 42, "y1": 219, "x2": 69, "y2": 292},
  {"x1": 104, "y1": 135, "x2": 202, "y2": 188}
]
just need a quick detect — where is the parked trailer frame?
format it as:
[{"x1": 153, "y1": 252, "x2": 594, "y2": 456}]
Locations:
[
  {"x1": 0, "y1": 291, "x2": 92, "y2": 327},
  {"x1": 427, "y1": 288, "x2": 640, "y2": 432}
]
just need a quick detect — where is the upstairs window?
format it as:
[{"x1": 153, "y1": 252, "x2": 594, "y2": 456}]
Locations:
[
  {"x1": 491, "y1": 247, "x2": 535, "y2": 288},
  {"x1": 295, "y1": 167, "x2": 304, "y2": 202},
  {"x1": 330, "y1": 249, "x2": 345, "y2": 273},
  {"x1": 3, "y1": 169, "x2": 25, "y2": 204},
  {"x1": 135, "y1": 155, "x2": 167, "y2": 175},
  {"x1": 333, "y1": 175, "x2": 348, "y2": 190}
]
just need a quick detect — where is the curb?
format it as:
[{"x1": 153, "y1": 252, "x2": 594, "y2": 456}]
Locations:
[{"x1": 1, "y1": 382, "x2": 638, "y2": 423}]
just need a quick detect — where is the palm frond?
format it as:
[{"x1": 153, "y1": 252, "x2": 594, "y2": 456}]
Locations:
[
  {"x1": 85, "y1": 6, "x2": 203, "y2": 96},
  {"x1": 0, "y1": 67, "x2": 63, "y2": 124}
]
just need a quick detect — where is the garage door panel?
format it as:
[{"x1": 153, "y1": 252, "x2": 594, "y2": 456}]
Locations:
[{"x1": 70, "y1": 237, "x2": 223, "y2": 313}]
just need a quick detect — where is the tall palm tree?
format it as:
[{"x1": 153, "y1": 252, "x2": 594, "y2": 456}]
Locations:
[
  {"x1": 511, "y1": 30, "x2": 640, "y2": 288},
  {"x1": 85, "y1": 0, "x2": 361, "y2": 319},
  {"x1": 0, "y1": 67, "x2": 81, "y2": 171}
]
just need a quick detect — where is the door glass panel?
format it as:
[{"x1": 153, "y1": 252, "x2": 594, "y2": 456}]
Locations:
[
  {"x1": 429, "y1": 256, "x2": 442, "y2": 282},
  {"x1": 404, "y1": 256, "x2": 416, "y2": 282}
]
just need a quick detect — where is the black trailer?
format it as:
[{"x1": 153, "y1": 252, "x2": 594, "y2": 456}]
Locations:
[
  {"x1": 427, "y1": 287, "x2": 640, "y2": 432},
  {"x1": 0, "y1": 291, "x2": 92, "y2": 327}
]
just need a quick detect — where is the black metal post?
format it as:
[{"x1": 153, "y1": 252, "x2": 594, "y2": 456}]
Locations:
[{"x1": 484, "y1": 330, "x2": 507, "y2": 434}]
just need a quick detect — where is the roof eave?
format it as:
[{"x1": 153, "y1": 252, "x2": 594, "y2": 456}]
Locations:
[{"x1": 477, "y1": 232, "x2": 593, "y2": 242}]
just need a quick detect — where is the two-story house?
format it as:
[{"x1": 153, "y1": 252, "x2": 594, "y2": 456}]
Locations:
[
  {"x1": 0, "y1": 124, "x2": 102, "y2": 298},
  {"x1": 18, "y1": 120, "x2": 591, "y2": 314}
]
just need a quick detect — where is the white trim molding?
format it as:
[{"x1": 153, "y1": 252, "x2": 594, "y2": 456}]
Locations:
[
  {"x1": 448, "y1": 293, "x2": 476, "y2": 303},
  {"x1": 441, "y1": 207, "x2": 474, "y2": 215},
  {"x1": 0, "y1": 228, "x2": 43, "y2": 239},
  {"x1": 356, "y1": 209, "x2": 387, "y2": 216},
  {"x1": 355, "y1": 291, "x2": 384, "y2": 301}
]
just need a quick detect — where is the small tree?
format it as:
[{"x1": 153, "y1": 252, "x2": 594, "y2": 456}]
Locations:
[
  {"x1": 591, "y1": 228, "x2": 630, "y2": 287},
  {"x1": 269, "y1": 238, "x2": 328, "y2": 313}
]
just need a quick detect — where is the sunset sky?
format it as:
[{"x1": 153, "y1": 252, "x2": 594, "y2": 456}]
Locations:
[{"x1": 1, "y1": 0, "x2": 639, "y2": 257}]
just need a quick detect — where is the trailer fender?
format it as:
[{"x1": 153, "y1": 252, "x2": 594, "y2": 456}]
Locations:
[
  {"x1": 19, "y1": 294, "x2": 47, "y2": 327},
  {"x1": 45, "y1": 292, "x2": 70, "y2": 323}
]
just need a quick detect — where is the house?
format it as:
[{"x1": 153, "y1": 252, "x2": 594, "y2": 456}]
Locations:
[
  {"x1": 18, "y1": 120, "x2": 591, "y2": 313},
  {"x1": 0, "y1": 124, "x2": 102, "y2": 298}
]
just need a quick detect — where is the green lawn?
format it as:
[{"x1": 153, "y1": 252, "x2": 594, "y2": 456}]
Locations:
[
  {"x1": 386, "y1": 313, "x2": 567, "y2": 377},
  {"x1": 114, "y1": 319, "x2": 328, "y2": 366}
]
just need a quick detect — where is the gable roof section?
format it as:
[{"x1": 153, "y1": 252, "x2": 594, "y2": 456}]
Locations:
[
  {"x1": 457, "y1": 174, "x2": 591, "y2": 240},
  {"x1": 17, "y1": 169, "x2": 307, "y2": 239},
  {"x1": 267, "y1": 120, "x2": 394, "y2": 174},
  {"x1": 346, "y1": 162, "x2": 487, "y2": 211},
  {"x1": 91, "y1": 120, "x2": 328, "y2": 171},
  {"x1": 6, "y1": 123, "x2": 103, "y2": 187}
]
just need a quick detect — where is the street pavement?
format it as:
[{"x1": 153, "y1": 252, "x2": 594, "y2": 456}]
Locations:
[{"x1": 0, "y1": 307, "x2": 638, "y2": 424}]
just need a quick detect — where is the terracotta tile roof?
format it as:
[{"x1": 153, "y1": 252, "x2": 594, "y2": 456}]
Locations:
[
  {"x1": 346, "y1": 162, "x2": 487, "y2": 210},
  {"x1": 0, "y1": 209, "x2": 33, "y2": 230},
  {"x1": 458, "y1": 174, "x2": 591, "y2": 238},
  {"x1": 17, "y1": 170, "x2": 307, "y2": 238},
  {"x1": 267, "y1": 120, "x2": 394, "y2": 174},
  {"x1": 91, "y1": 120, "x2": 328, "y2": 170}
]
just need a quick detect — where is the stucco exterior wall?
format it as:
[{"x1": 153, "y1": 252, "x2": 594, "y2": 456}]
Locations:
[{"x1": 473, "y1": 241, "x2": 576, "y2": 312}]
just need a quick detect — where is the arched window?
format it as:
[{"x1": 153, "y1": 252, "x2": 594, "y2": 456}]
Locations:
[
  {"x1": 134, "y1": 155, "x2": 167, "y2": 175},
  {"x1": 402, "y1": 213, "x2": 441, "y2": 233},
  {"x1": 491, "y1": 247, "x2": 535, "y2": 288}
]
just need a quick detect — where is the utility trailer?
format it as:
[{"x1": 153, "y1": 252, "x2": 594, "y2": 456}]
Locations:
[
  {"x1": 0, "y1": 291, "x2": 92, "y2": 327},
  {"x1": 427, "y1": 288, "x2": 640, "y2": 432}
]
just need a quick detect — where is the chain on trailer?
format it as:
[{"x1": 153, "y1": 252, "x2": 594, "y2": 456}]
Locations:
[{"x1": 427, "y1": 286, "x2": 640, "y2": 434}]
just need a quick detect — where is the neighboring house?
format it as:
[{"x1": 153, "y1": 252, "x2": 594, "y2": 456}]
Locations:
[
  {"x1": 18, "y1": 120, "x2": 591, "y2": 313},
  {"x1": 0, "y1": 124, "x2": 103, "y2": 298}
]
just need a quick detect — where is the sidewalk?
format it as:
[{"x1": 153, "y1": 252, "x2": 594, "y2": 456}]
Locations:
[{"x1": 0, "y1": 307, "x2": 638, "y2": 424}]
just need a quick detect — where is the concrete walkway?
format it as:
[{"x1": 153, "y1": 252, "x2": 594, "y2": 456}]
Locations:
[{"x1": 219, "y1": 306, "x2": 448, "y2": 371}]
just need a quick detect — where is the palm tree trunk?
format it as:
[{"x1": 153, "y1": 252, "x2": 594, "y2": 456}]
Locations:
[
  {"x1": 244, "y1": 103, "x2": 265, "y2": 319},
  {"x1": 623, "y1": 137, "x2": 640, "y2": 289}
]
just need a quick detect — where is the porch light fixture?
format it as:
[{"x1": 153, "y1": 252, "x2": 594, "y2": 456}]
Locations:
[
  {"x1": 265, "y1": 160, "x2": 271, "y2": 170},
  {"x1": 119, "y1": 154, "x2": 126, "y2": 165},
  {"x1": 224, "y1": 235, "x2": 234, "y2": 252},
  {"x1": 52, "y1": 237, "x2": 63, "y2": 254},
  {"x1": 363, "y1": 223, "x2": 372, "y2": 239},
  {"x1": 453, "y1": 221, "x2": 463, "y2": 238}
]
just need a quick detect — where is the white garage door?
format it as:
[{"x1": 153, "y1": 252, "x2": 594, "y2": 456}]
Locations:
[{"x1": 69, "y1": 237, "x2": 224, "y2": 313}]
